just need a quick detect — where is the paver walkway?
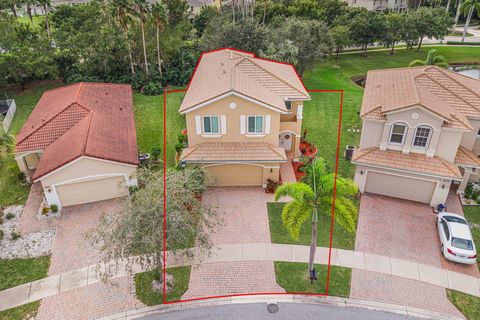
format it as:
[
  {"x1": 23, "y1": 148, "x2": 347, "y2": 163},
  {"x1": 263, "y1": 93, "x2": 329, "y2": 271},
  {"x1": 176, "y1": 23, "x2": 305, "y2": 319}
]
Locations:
[
  {"x1": 34, "y1": 199, "x2": 143, "y2": 320},
  {"x1": 16, "y1": 182, "x2": 56, "y2": 234},
  {"x1": 280, "y1": 160, "x2": 297, "y2": 183},
  {"x1": 351, "y1": 193, "x2": 476, "y2": 319},
  {"x1": 182, "y1": 187, "x2": 284, "y2": 299}
]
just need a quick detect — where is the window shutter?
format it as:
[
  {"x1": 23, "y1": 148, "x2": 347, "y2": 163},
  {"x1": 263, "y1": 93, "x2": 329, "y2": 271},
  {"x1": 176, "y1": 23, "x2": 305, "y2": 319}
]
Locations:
[
  {"x1": 221, "y1": 115, "x2": 226, "y2": 134},
  {"x1": 240, "y1": 115, "x2": 245, "y2": 134},
  {"x1": 265, "y1": 115, "x2": 271, "y2": 134},
  {"x1": 195, "y1": 115, "x2": 202, "y2": 134},
  {"x1": 297, "y1": 104, "x2": 303, "y2": 120}
]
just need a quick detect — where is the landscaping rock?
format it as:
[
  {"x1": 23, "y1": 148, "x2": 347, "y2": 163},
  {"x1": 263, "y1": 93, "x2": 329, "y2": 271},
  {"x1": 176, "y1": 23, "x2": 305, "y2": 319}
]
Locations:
[{"x1": 0, "y1": 205, "x2": 55, "y2": 259}]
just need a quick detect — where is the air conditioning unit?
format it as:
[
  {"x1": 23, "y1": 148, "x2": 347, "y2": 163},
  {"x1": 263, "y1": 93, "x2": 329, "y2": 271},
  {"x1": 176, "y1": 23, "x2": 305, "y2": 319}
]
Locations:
[{"x1": 344, "y1": 145, "x2": 356, "y2": 160}]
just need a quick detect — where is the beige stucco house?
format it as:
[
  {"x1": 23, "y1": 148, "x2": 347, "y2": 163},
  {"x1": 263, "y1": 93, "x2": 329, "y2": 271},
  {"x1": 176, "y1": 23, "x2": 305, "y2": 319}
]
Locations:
[
  {"x1": 179, "y1": 48, "x2": 311, "y2": 187},
  {"x1": 346, "y1": 0, "x2": 407, "y2": 11},
  {"x1": 15, "y1": 83, "x2": 138, "y2": 209},
  {"x1": 353, "y1": 66, "x2": 480, "y2": 207}
]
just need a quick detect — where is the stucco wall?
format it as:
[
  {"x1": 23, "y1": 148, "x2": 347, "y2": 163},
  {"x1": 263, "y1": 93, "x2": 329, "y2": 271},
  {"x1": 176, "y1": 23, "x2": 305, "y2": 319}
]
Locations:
[
  {"x1": 461, "y1": 119, "x2": 480, "y2": 150},
  {"x1": 436, "y1": 130, "x2": 464, "y2": 162},
  {"x1": 359, "y1": 119, "x2": 384, "y2": 149}
]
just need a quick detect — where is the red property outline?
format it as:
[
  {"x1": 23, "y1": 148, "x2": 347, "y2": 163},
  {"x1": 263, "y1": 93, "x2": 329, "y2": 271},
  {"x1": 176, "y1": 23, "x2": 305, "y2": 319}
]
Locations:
[{"x1": 162, "y1": 48, "x2": 344, "y2": 304}]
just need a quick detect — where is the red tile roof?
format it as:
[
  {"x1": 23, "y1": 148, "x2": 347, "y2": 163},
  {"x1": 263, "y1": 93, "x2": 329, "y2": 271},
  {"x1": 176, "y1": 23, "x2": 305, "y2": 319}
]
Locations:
[{"x1": 16, "y1": 83, "x2": 139, "y2": 180}]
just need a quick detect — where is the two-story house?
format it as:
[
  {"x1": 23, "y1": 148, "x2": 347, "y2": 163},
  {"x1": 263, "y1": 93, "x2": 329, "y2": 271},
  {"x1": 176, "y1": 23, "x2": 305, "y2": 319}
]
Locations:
[
  {"x1": 179, "y1": 48, "x2": 311, "y2": 187},
  {"x1": 352, "y1": 66, "x2": 480, "y2": 207}
]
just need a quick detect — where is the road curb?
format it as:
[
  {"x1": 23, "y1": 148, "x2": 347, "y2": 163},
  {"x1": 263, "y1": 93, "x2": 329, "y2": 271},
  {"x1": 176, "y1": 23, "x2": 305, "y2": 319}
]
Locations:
[{"x1": 96, "y1": 294, "x2": 463, "y2": 320}]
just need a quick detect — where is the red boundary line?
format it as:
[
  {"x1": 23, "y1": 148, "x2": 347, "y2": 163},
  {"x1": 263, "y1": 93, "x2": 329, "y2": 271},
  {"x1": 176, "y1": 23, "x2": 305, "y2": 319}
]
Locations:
[{"x1": 163, "y1": 87, "x2": 344, "y2": 304}]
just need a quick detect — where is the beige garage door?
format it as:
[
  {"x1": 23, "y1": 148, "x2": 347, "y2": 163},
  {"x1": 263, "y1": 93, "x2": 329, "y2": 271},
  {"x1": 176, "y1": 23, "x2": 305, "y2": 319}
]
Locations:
[
  {"x1": 205, "y1": 164, "x2": 263, "y2": 186},
  {"x1": 365, "y1": 171, "x2": 436, "y2": 204},
  {"x1": 56, "y1": 176, "x2": 128, "y2": 207}
]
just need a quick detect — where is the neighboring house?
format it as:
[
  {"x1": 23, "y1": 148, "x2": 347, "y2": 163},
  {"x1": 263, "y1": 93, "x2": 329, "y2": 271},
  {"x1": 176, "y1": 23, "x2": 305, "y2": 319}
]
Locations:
[
  {"x1": 15, "y1": 83, "x2": 139, "y2": 209},
  {"x1": 353, "y1": 66, "x2": 480, "y2": 207},
  {"x1": 347, "y1": 0, "x2": 407, "y2": 11},
  {"x1": 179, "y1": 48, "x2": 310, "y2": 187},
  {"x1": 188, "y1": 0, "x2": 220, "y2": 17}
]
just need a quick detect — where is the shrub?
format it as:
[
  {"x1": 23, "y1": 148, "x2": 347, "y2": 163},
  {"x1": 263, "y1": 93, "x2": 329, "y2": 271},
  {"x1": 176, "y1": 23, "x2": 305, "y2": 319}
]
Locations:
[
  {"x1": 42, "y1": 207, "x2": 50, "y2": 215},
  {"x1": 175, "y1": 142, "x2": 185, "y2": 154},
  {"x1": 465, "y1": 183, "x2": 474, "y2": 199},
  {"x1": 5, "y1": 212, "x2": 15, "y2": 220},
  {"x1": 143, "y1": 82, "x2": 164, "y2": 96},
  {"x1": 50, "y1": 204, "x2": 58, "y2": 213},
  {"x1": 0, "y1": 230, "x2": 3, "y2": 240},
  {"x1": 151, "y1": 147, "x2": 162, "y2": 161},
  {"x1": 446, "y1": 41, "x2": 480, "y2": 45},
  {"x1": 11, "y1": 231, "x2": 20, "y2": 240}
]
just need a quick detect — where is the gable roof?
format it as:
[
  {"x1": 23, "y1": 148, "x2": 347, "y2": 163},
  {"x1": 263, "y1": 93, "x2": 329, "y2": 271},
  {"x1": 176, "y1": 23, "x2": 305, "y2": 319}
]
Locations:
[
  {"x1": 16, "y1": 82, "x2": 139, "y2": 180},
  {"x1": 360, "y1": 66, "x2": 480, "y2": 131},
  {"x1": 179, "y1": 48, "x2": 310, "y2": 114}
]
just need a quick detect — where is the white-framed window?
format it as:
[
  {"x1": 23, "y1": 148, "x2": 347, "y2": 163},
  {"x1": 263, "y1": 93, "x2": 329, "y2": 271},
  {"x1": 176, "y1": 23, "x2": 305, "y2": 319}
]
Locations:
[
  {"x1": 203, "y1": 116, "x2": 219, "y2": 134},
  {"x1": 413, "y1": 126, "x2": 432, "y2": 148},
  {"x1": 389, "y1": 123, "x2": 407, "y2": 144},
  {"x1": 247, "y1": 116, "x2": 264, "y2": 134}
]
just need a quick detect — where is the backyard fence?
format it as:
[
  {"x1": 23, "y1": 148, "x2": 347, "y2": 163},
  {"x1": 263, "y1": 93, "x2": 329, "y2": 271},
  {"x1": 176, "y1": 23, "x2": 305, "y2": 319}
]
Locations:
[{"x1": 1, "y1": 99, "x2": 17, "y2": 133}]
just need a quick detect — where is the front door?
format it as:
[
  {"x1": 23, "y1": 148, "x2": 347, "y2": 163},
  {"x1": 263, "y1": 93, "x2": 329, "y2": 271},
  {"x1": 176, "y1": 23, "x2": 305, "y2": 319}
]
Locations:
[{"x1": 279, "y1": 132, "x2": 292, "y2": 151}]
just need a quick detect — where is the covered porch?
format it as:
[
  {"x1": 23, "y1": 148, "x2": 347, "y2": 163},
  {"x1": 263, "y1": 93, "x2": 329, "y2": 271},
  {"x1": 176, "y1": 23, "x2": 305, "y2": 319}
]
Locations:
[
  {"x1": 454, "y1": 146, "x2": 480, "y2": 194},
  {"x1": 15, "y1": 151, "x2": 43, "y2": 183}
]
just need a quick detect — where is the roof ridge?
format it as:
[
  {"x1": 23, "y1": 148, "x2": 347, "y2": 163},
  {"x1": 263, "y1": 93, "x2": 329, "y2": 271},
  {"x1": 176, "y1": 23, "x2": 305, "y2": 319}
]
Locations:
[
  {"x1": 234, "y1": 57, "x2": 308, "y2": 99},
  {"x1": 437, "y1": 155, "x2": 462, "y2": 178},
  {"x1": 458, "y1": 146, "x2": 480, "y2": 164},
  {"x1": 432, "y1": 67, "x2": 480, "y2": 103},
  {"x1": 449, "y1": 113, "x2": 473, "y2": 130},
  {"x1": 423, "y1": 68, "x2": 480, "y2": 112},
  {"x1": 16, "y1": 102, "x2": 87, "y2": 145},
  {"x1": 74, "y1": 82, "x2": 83, "y2": 102},
  {"x1": 361, "y1": 106, "x2": 382, "y2": 117},
  {"x1": 81, "y1": 112, "x2": 94, "y2": 155}
]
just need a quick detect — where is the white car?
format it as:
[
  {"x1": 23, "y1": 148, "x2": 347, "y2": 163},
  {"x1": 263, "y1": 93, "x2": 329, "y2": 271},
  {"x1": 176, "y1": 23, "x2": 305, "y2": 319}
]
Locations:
[{"x1": 437, "y1": 212, "x2": 477, "y2": 265}]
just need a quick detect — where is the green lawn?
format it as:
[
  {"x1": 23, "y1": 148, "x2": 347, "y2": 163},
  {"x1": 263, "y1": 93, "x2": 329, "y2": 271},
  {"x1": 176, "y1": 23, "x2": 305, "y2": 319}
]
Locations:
[
  {"x1": 268, "y1": 202, "x2": 355, "y2": 250},
  {"x1": 463, "y1": 206, "x2": 480, "y2": 269},
  {"x1": 0, "y1": 257, "x2": 51, "y2": 319},
  {"x1": 134, "y1": 266, "x2": 191, "y2": 305},
  {"x1": 447, "y1": 289, "x2": 480, "y2": 320},
  {"x1": 274, "y1": 262, "x2": 351, "y2": 297}
]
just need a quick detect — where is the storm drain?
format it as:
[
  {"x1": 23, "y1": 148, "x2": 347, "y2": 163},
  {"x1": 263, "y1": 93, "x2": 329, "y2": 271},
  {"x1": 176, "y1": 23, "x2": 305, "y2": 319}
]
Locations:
[{"x1": 266, "y1": 303, "x2": 279, "y2": 314}]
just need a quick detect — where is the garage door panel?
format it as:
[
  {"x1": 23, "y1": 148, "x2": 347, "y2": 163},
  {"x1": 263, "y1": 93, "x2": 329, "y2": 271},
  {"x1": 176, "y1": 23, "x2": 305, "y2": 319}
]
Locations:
[
  {"x1": 365, "y1": 171, "x2": 436, "y2": 204},
  {"x1": 57, "y1": 176, "x2": 128, "y2": 207},
  {"x1": 205, "y1": 164, "x2": 263, "y2": 186}
]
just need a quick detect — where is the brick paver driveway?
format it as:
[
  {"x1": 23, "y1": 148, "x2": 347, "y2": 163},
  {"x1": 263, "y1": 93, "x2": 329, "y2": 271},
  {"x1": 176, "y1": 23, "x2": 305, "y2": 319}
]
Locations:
[
  {"x1": 36, "y1": 199, "x2": 142, "y2": 320},
  {"x1": 351, "y1": 193, "x2": 476, "y2": 319},
  {"x1": 182, "y1": 187, "x2": 284, "y2": 300}
]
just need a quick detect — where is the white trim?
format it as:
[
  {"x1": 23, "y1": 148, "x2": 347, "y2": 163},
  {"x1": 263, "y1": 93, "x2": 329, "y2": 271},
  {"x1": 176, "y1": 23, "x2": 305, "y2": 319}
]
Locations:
[
  {"x1": 353, "y1": 161, "x2": 460, "y2": 181},
  {"x1": 202, "y1": 162, "x2": 280, "y2": 169},
  {"x1": 240, "y1": 115, "x2": 246, "y2": 134},
  {"x1": 279, "y1": 130, "x2": 298, "y2": 135},
  {"x1": 34, "y1": 156, "x2": 137, "y2": 182},
  {"x1": 181, "y1": 91, "x2": 288, "y2": 115},
  {"x1": 411, "y1": 125, "x2": 433, "y2": 149},
  {"x1": 246, "y1": 115, "x2": 265, "y2": 134},
  {"x1": 221, "y1": 115, "x2": 226, "y2": 134},
  {"x1": 246, "y1": 134, "x2": 266, "y2": 138},
  {"x1": 297, "y1": 104, "x2": 303, "y2": 120},
  {"x1": 202, "y1": 115, "x2": 220, "y2": 134},
  {"x1": 365, "y1": 168, "x2": 440, "y2": 184},
  {"x1": 195, "y1": 115, "x2": 202, "y2": 135},
  {"x1": 388, "y1": 122, "x2": 408, "y2": 145},
  {"x1": 53, "y1": 173, "x2": 129, "y2": 187},
  {"x1": 201, "y1": 134, "x2": 222, "y2": 138},
  {"x1": 265, "y1": 115, "x2": 271, "y2": 134}
]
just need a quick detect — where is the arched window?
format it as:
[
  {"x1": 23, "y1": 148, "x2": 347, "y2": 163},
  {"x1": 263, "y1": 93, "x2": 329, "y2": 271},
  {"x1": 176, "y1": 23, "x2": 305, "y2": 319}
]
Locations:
[
  {"x1": 413, "y1": 125, "x2": 432, "y2": 148},
  {"x1": 389, "y1": 122, "x2": 407, "y2": 145}
]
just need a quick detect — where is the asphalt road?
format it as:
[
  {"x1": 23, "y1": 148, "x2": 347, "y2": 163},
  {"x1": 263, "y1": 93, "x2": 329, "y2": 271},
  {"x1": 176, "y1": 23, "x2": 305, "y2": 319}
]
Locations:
[{"x1": 138, "y1": 303, "x2": 419, "y2": 320}]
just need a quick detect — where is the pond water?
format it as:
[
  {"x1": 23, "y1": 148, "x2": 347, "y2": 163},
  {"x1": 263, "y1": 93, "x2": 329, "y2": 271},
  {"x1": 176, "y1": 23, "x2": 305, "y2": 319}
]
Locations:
[{"x1": 450, "y1": 65, "x2": 480, "y2": 79}]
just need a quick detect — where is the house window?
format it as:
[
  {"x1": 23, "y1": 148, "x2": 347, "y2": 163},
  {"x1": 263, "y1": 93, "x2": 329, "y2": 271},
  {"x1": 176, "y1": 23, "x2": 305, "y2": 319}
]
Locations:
[
  {"x1": 389, "y1": 123, "x2": 407, "y2": 144},
  {"x1": 413, "y1": 126, "x2": 432, "y2": 148},
  {"x1": 203, "y1": 116, "x2": 219, "y2": 134},
  {"x1": 248, "y1": 116, "x2": 263, "y2": 133},
  {"x1": 285, "y1": 101, "x2": 292, "y2": 111}
]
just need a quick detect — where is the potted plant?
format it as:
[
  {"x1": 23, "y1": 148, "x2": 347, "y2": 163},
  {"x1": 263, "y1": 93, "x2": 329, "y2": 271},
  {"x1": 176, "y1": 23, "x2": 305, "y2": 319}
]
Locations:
[{"x1": 265, "y1": 179, "x2": 279, "y2": 193}]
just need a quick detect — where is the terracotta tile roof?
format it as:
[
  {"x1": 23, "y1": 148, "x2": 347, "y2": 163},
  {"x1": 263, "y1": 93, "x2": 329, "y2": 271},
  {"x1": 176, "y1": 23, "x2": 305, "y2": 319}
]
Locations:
[
  {"x1": 180, "y1": 142, "x2": 287, "y2": 162},
  {"x1": 16, "y1": 83, "x2": 139, "y2": 180},
  {"x1": 361, "y1": 66, "x2": 480, "y2": 130},
  {"x1": 352, "y1": 147, "x2": 462, "y2": 180},
  {"x1": 179, "y1": 49, "x2": 310, "y2": 113},
  {"x1": 455, "y1": 146, "x2": 480, "y2": 168}
]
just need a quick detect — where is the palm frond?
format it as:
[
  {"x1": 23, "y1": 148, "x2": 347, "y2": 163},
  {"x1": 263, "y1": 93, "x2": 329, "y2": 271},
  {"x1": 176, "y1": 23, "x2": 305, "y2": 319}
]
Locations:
[
  {"x1": 331, "y1": 198, "x2": 358, "y2": 233},
  {"x1": 318, "y1": 174, "x2": 358, "y2": 198},
  {"x1": 274, "y1": 182, "x2": 314, "y2": 203},
  {"x1": 409, "y1": 59, "x2": 426, "y2": 67},
  {"x1": 281, "y1": 200, "x2": 312, "y2": 240}
]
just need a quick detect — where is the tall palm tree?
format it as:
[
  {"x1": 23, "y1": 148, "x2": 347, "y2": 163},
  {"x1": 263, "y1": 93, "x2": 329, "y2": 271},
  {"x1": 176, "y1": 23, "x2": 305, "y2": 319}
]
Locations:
[
  {"x1": 133, "y1": 0, "x2": 149, "y2": 75},
  {"x1": 461, "y1": 0, "x2": 480, "y2": 42},
  {"x1": 274, "y1": 158, "x2": 358, "y2": 275},
  {"x1": 409, "y1": 49, "x2": 448, "y2": 67},
  {"x1": 453, "y1": 0, "x2": 463, "y2": 29},
  {"x1": 37, "y1": 0, "x2": 51, "y2": 40},
  {"x1": 151, "y1": 1, "x2": 167, "y2": 77},
  {"x1": 112, "y1": 0, "x2": 135, "y2": 74}
]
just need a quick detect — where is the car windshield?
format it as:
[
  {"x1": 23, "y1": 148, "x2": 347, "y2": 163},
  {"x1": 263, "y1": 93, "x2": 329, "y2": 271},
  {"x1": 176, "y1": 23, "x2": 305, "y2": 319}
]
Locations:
[
  {"x1": 444, "y1": 216, "x2": 467, "y2": 224},
  {"x1": 452, "y1": 237, "x2": 474, "y2": 250}
]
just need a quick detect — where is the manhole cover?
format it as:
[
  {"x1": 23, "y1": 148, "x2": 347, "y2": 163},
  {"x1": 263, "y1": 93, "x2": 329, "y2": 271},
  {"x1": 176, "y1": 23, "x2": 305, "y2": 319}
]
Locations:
[{"x1": 266, "y1": 303, "x2": 279, "y2": 314}]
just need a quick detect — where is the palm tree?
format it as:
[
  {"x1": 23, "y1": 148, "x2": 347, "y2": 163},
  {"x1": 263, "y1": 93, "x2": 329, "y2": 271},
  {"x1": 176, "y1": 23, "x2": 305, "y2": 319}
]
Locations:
[
  {"x1": 460, "y1": 0, "x2": 480, "y2": 42},
  {"x1": 151, "y1": 1, "x2": 167, "y2": 77},
  {"x1": 133, "y1": 0, "x2": 150, "y2": 75},
  {"x1": 111, "y1": 0, "x2": 135, "y2": 74},
  {"x1": 453, "y1": 0, "x2": 463, "y2": 29},
  {"x1": 409, "y1": 49, "x2": 448, "y2": 67},
  {"x1": 274, "y1": 158, "x2": 358, "y2": 275},
  {"x1": 37, "y1": 0, "x2": 51, "y2": 40}
]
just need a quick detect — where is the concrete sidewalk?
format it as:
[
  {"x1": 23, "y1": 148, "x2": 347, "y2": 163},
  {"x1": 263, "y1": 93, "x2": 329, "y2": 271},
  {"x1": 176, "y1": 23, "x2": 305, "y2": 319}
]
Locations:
[{"x1": 1, "y1": 243, "x2": 480, "y2": 312}]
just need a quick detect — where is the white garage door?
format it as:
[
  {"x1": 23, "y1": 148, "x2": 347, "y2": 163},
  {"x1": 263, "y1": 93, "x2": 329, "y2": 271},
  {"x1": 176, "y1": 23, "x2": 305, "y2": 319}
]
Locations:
[
  {"x1": 205, "y1": 164, "x2": 263, "y2": 186},
  {"x1": 56, "y1": 176, "x2": 128, "y2": 207},
  {"x1": 365, "y1": 171, "x2": 436, "y2": 204}
]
